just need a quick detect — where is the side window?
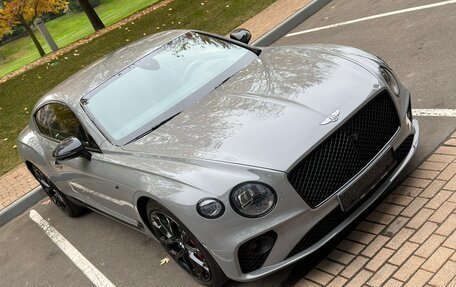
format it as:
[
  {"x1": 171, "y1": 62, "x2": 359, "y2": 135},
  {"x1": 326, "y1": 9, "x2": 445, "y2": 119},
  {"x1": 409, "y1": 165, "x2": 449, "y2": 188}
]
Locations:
[
  {"x1": 34, "y1": 105, "x2": 53, "y2": 138},
  {"x1": 34, "y1": 103, "x2": 99, "y2": 149}
]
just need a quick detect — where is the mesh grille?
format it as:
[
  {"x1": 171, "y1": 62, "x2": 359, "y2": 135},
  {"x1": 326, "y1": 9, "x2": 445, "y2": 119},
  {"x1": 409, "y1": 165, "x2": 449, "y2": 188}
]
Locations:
[
  {"x1": 288, "y1": 91, "x2": 400, "y2": 208},
  {"x1": 238, "y1": 231, "x2": 277, "y2": 273},
  {"x1": 286, "y1": 134, "x2": 414, "y2": 259}
]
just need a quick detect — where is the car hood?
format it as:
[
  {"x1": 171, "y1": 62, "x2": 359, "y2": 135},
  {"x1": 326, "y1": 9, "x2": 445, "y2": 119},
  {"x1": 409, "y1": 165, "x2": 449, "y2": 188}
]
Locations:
[{"x1": 122, "y1": 45, "x2": 384, "y2": 171}]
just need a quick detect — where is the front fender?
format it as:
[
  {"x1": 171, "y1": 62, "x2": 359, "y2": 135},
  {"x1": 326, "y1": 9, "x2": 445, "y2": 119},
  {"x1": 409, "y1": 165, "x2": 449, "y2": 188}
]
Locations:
[{"x1": 16, "y1": 126, "x2": 51, "y2": 176}]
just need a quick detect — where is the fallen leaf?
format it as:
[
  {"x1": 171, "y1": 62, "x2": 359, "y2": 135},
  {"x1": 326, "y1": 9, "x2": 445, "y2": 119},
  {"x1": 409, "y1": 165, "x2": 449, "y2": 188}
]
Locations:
[
  {"x1": 13, "y1": 145, "x2": 17, "y2": 149},
  {"x1": 160, "y1": 257, "x2": 170, "y2": 265},
  {"x1": 42, "y1": 199, "x2": 51, "y2": 205}
]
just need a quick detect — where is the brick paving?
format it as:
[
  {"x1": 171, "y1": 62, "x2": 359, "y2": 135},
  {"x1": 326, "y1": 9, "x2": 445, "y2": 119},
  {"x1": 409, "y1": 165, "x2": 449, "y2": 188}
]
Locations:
[
  {"x1": 0, "y1": 164, "x2": 38, "y2": 210},
  {"x1": 296, "y1": 132, "x2": 456, "y2": 287}
]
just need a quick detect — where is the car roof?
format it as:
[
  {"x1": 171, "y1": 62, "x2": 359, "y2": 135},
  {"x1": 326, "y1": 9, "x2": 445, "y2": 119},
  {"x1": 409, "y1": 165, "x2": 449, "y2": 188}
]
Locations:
[{"x1": 33, "y1": 30, "x2": 189, "y2": 113}]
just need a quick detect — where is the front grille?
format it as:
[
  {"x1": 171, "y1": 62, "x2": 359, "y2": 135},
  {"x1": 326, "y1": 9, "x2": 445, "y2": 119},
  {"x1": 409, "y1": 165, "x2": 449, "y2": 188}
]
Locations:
[
  {"x1": 238, "y1": 231, "x2": 277, "y2": 273},
  {"x1": 286, "y1": 134, "x2": 414, "y2": 259},
  {"x1": 288, "y1": 91, "x2": 400, "y2": 208}
]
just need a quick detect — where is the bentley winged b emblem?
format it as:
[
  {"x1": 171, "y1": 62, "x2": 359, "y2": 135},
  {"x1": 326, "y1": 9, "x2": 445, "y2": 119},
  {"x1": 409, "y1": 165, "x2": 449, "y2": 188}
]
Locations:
[{"x1": 320, "y1": 109, "x2": 340, "y2": 125}]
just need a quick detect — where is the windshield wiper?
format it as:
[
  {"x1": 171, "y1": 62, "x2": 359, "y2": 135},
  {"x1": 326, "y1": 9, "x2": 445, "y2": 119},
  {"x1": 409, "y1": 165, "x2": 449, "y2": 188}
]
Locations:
[{"x1": 125, "y1": 112, "x2": 181, "y2": 145}]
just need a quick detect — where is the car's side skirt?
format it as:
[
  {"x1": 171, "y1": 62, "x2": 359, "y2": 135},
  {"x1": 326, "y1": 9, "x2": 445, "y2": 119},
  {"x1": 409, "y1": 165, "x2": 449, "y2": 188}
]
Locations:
[{"x1": 68, "y1": 196, "x2": 145, "y2": 232}]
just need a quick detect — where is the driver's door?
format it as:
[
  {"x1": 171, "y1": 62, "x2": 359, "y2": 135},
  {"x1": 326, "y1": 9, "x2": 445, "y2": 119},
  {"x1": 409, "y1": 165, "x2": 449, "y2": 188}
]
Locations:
[{"x1": 34, "y1": 103, "x2": 137, "y2": 225}]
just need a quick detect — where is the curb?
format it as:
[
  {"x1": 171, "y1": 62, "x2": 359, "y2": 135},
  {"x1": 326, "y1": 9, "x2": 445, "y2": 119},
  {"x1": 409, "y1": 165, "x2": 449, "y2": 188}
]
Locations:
[
  {"x1": 0, "y1": 187, "x2": 45, "y2": 227},
  {"x1": 253, "y1": 0, "x2": 332, "y2": 46}
]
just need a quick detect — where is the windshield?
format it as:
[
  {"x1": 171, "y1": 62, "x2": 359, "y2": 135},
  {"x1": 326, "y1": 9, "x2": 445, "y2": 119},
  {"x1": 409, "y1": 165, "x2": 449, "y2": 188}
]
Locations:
[{"x1": 83, "y1": 32, "x2": 257, "y2": 145}]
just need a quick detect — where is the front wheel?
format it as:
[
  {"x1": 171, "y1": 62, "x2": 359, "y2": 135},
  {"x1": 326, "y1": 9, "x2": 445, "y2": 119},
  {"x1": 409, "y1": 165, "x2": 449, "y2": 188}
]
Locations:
[
  {"x1": 147, "y1": 201, "x2": 228, "y2": 287},
  {"x1": 31, "y1": 164, "x2": 85, "y2": 217}
]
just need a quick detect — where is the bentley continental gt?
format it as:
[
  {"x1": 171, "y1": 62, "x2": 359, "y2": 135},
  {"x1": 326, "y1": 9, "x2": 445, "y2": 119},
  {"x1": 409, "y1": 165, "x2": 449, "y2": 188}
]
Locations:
[{"x1": 18, "y1": 29, "x2": 419, "y2": 286}]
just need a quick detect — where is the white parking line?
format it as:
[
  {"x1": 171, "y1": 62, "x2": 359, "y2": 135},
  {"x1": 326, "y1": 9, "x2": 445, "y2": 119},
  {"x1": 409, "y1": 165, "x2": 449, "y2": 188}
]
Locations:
[
  {"x1": 286, "y1": 0, "x2": 456, "y2": 37},
  {"x1": 413, "y1": 109, "x2": 456, "y2": 117},
  {"x1": 29, "y1": 210, "x2": 116, "y2": 287}
]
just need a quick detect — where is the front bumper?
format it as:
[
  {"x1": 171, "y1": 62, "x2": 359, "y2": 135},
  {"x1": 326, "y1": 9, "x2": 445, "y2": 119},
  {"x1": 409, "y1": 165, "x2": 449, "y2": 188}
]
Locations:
[{"x1": 218, "y1": 118, "x2": 419, "y2": 282}]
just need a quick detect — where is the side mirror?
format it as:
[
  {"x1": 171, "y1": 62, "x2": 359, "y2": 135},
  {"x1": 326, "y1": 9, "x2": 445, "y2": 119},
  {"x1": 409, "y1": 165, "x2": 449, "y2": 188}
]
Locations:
[
  {"x1": 230, "y1": 28, "x2": 252, "y2": 44},
  {"x1": 52, "y1": 137, "x2": 91, "y2": 161}
]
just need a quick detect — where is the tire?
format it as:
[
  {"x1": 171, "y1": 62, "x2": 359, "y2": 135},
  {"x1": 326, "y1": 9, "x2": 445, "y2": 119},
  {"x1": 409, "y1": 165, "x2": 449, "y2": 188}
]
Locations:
[
  {"x1": 147, "y1": 201, "x2": 228, "y2": 287},
  {"x1": 30, "y1": 164, "x2": 86, "y2": 217}
]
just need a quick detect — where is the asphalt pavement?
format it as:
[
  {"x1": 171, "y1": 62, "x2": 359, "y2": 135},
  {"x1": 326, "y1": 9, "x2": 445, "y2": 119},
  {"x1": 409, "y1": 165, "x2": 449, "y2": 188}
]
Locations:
[
  {"x1": 0, "y1": 200, "x2": 290, "y2": 286},
  {"x1": 1, "y1": 0, "x2": 456, "y2": 286}
]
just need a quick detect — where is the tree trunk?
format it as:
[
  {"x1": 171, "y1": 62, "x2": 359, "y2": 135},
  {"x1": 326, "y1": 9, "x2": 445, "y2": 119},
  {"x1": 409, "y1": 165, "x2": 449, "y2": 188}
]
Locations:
[
  {"x1": 19, "y1": 18, "x2": 46, "y2": 57},
  {"x1": 77, "y1": 0, "x2": 105, "y2": 31}
]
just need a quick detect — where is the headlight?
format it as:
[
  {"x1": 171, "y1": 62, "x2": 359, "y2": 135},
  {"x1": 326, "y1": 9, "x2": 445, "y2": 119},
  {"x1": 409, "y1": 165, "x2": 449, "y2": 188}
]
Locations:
[
  {"x1": 230, "y1": 182, "x2": 277, "y2": 218},
  {"x1": 380, "y1": 66, "x2": 400, "y2": 96},
  {"x1": 196, "y1": 198, "x2": 225, "y2": 219}
]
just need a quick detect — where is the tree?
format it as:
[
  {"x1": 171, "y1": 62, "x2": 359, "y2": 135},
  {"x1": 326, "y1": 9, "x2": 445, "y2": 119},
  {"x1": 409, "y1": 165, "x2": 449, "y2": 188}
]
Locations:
[
  {"x1": 77, "y1": 0, "x2": 104, "y2": 31},
  {"x1": 0, "y1": 0, "x2": 68, "y2": 57},
  {"x1": 68, "y1": 0, "x2": 99, "y2": 12}
]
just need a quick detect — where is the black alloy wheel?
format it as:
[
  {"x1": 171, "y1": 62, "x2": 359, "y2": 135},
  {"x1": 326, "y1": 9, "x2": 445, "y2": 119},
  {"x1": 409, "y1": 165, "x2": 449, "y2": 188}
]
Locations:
[
  {"x1": 151, "y1": 211, "x2": 211, "y2": 281},
  {"x1": 146, "y1": 202, "x2": 227, "y2": 287},
  {"x1": 31, "y1": 164, "x2": 84, "y2": 217}
]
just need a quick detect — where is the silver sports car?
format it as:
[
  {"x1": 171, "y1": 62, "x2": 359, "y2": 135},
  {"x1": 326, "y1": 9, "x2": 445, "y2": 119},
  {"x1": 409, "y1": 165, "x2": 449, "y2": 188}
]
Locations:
[{"x1": 18, "y1": 29, "x2": 419, "y2": 286}]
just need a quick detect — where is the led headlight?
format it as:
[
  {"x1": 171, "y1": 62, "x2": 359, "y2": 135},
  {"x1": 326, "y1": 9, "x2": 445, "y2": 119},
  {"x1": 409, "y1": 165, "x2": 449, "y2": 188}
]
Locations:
[
  {"x1": 380, "y1": 66, "x2": 400, "y2": 96},
  {"x1": 230, "y1": 182, "x2": 277, "y2": 218},
  {"x1": 196, "y1": 198, "x2": 225, "y2": 219}
]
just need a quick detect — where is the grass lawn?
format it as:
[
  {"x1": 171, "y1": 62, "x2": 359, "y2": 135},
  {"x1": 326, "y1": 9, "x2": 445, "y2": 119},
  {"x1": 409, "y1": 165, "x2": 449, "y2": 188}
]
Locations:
[
  {"x1": 0, "y1": 0, "x2": 160, "y2": 78},
  {"x1": 0, "y1": 0, "x2": 276, "y2": 175}
]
